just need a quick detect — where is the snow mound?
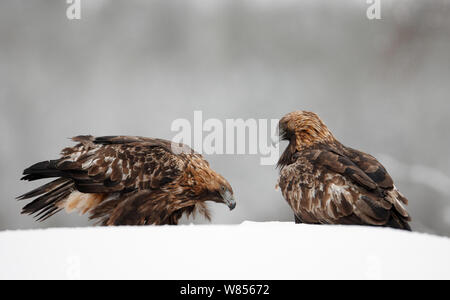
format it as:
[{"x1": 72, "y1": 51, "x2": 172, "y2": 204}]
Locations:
[{"x1": 0, "y1": 222, "x2": 449, "y2": 280}]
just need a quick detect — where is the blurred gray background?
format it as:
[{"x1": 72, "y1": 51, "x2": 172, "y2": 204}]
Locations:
[{"x1": 1, "y1": 0, "x2": 450, "y2": 236}]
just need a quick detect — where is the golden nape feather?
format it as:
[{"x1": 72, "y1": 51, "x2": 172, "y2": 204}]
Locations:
[
  {"x1": 18, "y1": 135, "x2": 235, "y2": 225},
  {"x1": 277, "y1": 111, "x2": 411, "y2": 230}
]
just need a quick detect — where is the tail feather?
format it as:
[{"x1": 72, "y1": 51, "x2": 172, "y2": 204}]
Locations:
[
  {"x1": 17, "y1": 178, "x2": 68, "y2": 200},
  {"x1": 36, "y1": 207, "x2": 63, "y2": 222},
  {"x1": 386, "y1": 212, "x2": 412, "y2": 231},
  {"x1": 21, "y1": 160, "x2": 62, "y2": 181},
  {"x1": 20, "y1": 178, "x2": 75, "y2": 221},
  {"x1": 22, "y1": 181, "x2": 72, "y2": 213}
]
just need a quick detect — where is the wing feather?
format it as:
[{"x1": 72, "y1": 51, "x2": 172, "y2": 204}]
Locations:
[
  {"x1": 56, "y1": 137, "x2": 185, "y2": 194},
  {"x1": 343, "y1": 147, "x2": 394, "y2": 189},
  {"x1": 279, "y1": 146, "x2": 411, "y2": 230}
]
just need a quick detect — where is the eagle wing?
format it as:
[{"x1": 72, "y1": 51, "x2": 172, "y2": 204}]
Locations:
[
  {"x1": 88, "y1": 189, "x2": 195, "y2": 226},
  {"x1": 54, "y1": 135, "x2": 186, "y2": 193},
  {"x1": 279, "y1": 147, "x2": 411, "y2": 229},
  {"x1": 343, "y1": 147, "x2": 395, "y2": 189}
]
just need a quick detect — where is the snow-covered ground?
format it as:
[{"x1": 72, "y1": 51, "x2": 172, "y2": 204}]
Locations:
[{"x1": 0, "y1": 222, "x2": 449, "y2": 280}]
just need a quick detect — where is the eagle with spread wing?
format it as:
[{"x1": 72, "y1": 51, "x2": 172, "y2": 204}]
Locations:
[
  {"x1": 277, "y1": 111, "x2": 411, "y2": 230},
  {"x1": 18, "y1": 136, "x2": 235, "y2": 225}
]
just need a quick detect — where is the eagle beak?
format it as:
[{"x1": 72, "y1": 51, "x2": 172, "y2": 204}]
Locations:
[
  {"x1": 227, "y1": 197, "x2": 236, "y2": 211},
  {"x1": 221, "y1": 190, "x2": 236, "y2": 211}
]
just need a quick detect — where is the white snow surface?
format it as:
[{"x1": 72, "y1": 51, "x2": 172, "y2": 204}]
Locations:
[{"x1": 0, "y1": 222, "x2": 449, "y2": 280}]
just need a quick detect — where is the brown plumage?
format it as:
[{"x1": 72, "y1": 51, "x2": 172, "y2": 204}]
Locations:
[
  {"x1": 18, "y1": 136, "x2": 235, "y2": 225},
  {"x1": 277, "y1": 111, "x2": 411, "y2": 230}
]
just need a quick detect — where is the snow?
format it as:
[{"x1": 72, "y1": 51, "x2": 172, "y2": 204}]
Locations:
[{"x1": 0, "y1": 222, "x2": 449, "y2": 280}]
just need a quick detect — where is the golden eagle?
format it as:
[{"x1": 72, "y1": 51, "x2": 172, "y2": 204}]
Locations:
[
  {"x1": 18, "y1": 136, "x2": 235, "y2": 225},
  {"x1": 277, "y1": 111, "x2": 411, "y2": 230}
]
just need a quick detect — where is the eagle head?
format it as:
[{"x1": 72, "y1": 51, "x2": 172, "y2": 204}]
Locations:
[
  {"x1": 279, "y1": 111, "x2": 335, "y2": 149},
  {"x1": 191, "y1": 163, "x2": 236, "y2": 211},
  {"x1": 277, "y1": 111, "x2": 335, "y2": 168},
  {"x1": 209, "y1": 174, "x2": 236, "y2": 211}
]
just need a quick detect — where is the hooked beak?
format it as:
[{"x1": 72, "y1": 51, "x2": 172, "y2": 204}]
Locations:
[{"x1": 221, "y1": 190, "x2": 236, "y2": 211}]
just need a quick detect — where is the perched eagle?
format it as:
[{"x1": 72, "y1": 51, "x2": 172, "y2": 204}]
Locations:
[
  {"x1": 18, "y1": 136, "x2": 235, "y2": 225},
  {"x1": 277, "y1": 111, "x2": 411, "y2": 230}
]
